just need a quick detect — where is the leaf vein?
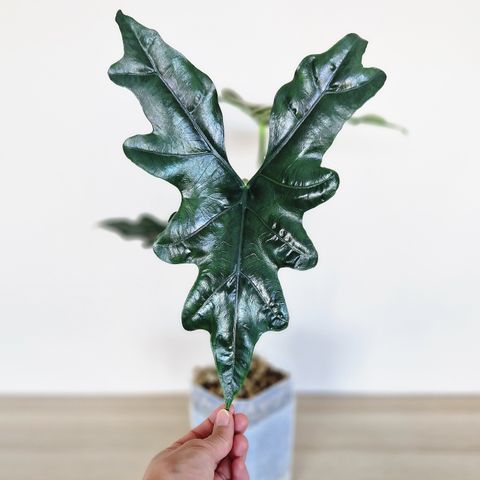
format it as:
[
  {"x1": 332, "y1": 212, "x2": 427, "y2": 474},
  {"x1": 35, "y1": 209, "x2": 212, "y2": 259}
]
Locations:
[
  {"x1": 125, "y1": 146, "x2": 211, "y2": 158},
  {"x1": 191, "y1": 273, "x2": 236, "y2": 321},
  {"x1": 162, "y1": 201, "x2": 241, "y2": 246},
  {"x1": 246, "y1": 207, "x2": 306, "y2": 256},
  {"x1": 259, "y1": 173, "x2": 334, "y2": 190},
  {"x1": 240, "y1": 272, "x2": 276, "y2": 315}
]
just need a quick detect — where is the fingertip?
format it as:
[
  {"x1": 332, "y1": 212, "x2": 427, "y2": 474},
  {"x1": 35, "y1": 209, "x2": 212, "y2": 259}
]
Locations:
[
  {"x1": 234, "y1": 413, "x2": 248, "y2": 433},
  {"x1": 215, "y1": 408, "x2": 231, "y2": 427},
  {"x1": 208, "y1": 405, "x2": 224, "y2": 422}
]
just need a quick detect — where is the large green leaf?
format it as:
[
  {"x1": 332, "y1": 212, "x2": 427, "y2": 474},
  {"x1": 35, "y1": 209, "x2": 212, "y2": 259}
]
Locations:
[{"x1": 109, "y1": 11, "x2": 386, "y2": 407}]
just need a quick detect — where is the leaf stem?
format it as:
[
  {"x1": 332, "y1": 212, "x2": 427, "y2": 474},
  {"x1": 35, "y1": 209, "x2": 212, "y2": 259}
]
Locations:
[{"x1": 257, "y1": 123, "x2": 267, "y2": 166}]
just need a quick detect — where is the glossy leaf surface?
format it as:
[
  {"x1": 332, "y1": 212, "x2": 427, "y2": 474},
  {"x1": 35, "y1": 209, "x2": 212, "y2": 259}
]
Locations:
[{"x1": 109, "y1": 11, "x2": 385, "y2": 407}]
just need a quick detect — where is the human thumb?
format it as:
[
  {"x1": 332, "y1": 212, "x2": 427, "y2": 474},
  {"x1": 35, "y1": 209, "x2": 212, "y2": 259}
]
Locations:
[{"x1": 204, "y1": 408, "x2": 234, "y2": 462}]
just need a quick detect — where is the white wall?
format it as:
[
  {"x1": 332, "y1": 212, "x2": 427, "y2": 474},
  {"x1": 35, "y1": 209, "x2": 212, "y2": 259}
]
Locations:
[{"x1": 1, "y1": 0, "x2": 479, "y2": 393}]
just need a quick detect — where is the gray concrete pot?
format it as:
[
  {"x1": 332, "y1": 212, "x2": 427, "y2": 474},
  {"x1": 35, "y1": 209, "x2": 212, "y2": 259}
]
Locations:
[{"x1": 190, "y1": 376, "x2": 295, "y2": 480}]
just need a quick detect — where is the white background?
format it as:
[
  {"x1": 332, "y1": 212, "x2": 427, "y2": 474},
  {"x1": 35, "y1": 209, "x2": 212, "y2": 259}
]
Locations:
[{"x1": 1, "y1": 0, "x2": 479, "y2": 393}]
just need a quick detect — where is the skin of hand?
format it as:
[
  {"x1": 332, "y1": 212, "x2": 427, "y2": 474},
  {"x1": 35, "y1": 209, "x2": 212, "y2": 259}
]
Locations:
[{"x1": 143, "y1": 405, "x2": 249, "y2": 480}]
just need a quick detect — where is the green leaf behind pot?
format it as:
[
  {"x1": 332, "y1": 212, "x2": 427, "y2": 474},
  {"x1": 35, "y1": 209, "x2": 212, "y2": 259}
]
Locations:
[
  {"x1": 220, "y1": 88, "x2": 272, "y2": 125},
  {"x1": 100, "y1": 214, "x2": 166, "y2": 247},
  {"x1": 348, "y1": 113, "x2": 407, "y2": 134},
  {"x1": 220, "y1": 88, "x2": 404, "y2": 134}
]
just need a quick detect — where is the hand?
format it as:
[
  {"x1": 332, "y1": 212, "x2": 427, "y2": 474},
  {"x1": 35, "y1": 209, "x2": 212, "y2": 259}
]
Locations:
[{"x1": 143, "y1": 405, "x2": 249, "y2": 480}]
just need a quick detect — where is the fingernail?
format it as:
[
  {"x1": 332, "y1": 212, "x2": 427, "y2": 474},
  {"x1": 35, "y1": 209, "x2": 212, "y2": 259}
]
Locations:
[{"x1": 215, "y1": 409, "x2": 230, "y2": 427}]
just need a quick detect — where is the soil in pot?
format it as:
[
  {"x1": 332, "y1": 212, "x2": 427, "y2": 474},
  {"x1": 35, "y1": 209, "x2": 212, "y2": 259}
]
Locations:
[{"x1": 193, "y1": 356, "x2": 287, "y2": 399}]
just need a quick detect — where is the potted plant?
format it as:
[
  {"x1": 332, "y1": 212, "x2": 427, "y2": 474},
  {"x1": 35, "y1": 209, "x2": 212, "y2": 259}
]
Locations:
[{"x1": 107, "y1": 10, "x2": 386, "y2": 479}]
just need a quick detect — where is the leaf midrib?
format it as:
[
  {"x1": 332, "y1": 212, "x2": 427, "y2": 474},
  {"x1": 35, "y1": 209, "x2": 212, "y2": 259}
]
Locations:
[
  {"x1": 215, "y1": 48, "x2": 357, "y2": 386},
  {"x1": 253, "y1": 43, "x2": 358, "y2": 180},
  {"x1": 229, "y1": 187, "x2": 249, "y2": 390}
]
